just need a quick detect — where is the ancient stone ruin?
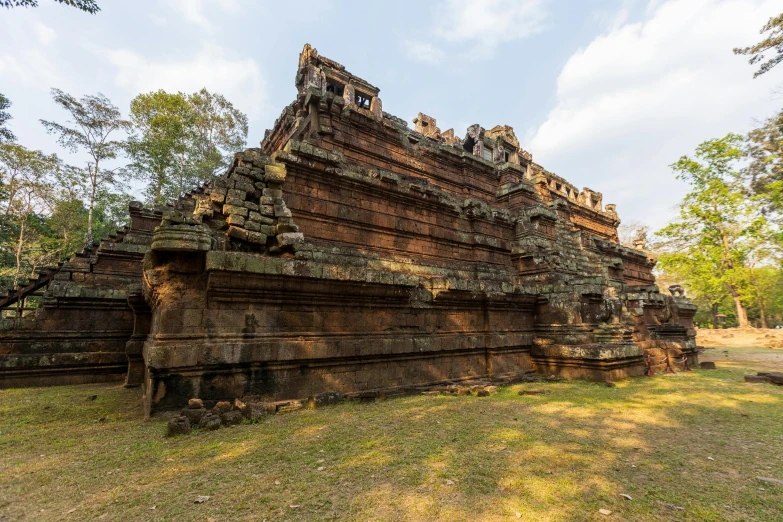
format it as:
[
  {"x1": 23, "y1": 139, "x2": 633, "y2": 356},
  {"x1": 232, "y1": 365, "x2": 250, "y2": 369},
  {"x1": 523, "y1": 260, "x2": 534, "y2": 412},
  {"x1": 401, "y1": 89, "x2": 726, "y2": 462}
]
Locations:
[{"x1": 0, "y1": 45, "x2": 697, "y2": 415}]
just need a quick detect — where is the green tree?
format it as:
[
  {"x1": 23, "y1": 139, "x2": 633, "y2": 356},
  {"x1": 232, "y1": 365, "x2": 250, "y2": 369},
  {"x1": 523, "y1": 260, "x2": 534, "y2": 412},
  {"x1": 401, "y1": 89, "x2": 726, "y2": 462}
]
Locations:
[
  {"x1": 187, "y1": 88, "x2": 248, "y2": 183},
  {"x1": 743, "y1": 109, "x2": 783, "y2": 219},
  {"x1": 0, "y1": 93, "x2": 14, "y2": 144},
  {"x1": 125, "y1": 88, "x2": 248, "y2": 206},
  {"x1": 655, "y1": 134, "x2": 775, "y2": 329},
  {"x1": 125, "y1": 91, "x2": 192, "y2": 206},
  {"x1": 734, "y1": 13, "x2": 783, "y2": 77},
  {"x1": 1, "y1": 0, "x2": 99, "y2": 14},
  {"x1": 0, "y1": 143, "x2": 59, "y2": 287},
  {"x1": 40, "y1": 89, "x2": 130, "y2": 244}
]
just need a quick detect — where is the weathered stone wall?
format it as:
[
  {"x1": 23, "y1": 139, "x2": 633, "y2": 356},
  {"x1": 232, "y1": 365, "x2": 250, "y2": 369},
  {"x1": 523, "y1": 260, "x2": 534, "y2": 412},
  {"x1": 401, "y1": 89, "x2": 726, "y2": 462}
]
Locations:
[
  {"x1": 0, "y1": 44, "x2": 697, "y2": 412},
  {"x1": 0, "y1": 205, "x2": 160, "y2": 387}
]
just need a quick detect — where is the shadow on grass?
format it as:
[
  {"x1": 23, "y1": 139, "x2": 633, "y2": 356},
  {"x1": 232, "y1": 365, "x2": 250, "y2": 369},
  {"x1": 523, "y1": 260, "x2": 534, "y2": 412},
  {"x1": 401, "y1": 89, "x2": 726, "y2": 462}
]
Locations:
[{"x1": 0, "y1": 358, "x2": 782, "y2": 521}]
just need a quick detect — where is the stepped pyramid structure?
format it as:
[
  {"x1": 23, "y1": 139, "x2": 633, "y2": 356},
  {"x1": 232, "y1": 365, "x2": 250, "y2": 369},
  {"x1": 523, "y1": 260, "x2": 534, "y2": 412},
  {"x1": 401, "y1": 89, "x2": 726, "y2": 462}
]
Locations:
[{"x1": 0, "y1": 45, "x2": 697, "y2": 414}]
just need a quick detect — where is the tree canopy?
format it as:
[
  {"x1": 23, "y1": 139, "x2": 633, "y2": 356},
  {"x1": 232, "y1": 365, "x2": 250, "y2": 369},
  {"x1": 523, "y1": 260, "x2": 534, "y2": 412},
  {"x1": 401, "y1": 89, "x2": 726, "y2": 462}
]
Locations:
[
  {"x1": 40, "y1": 89, "x2": 131, "y2": 244},
  {"x1": 0, "y1": 93, "x2": 15, "y2": 144},
  {"x1": 125, "y1": 88, "x2": 248, "y2": 206},
  {"x1": 734, "y1": 13, "x2": 783, "y2": 77},
  {"x1": 1, "y1": 0, "x2": 99, "y2": 14}
]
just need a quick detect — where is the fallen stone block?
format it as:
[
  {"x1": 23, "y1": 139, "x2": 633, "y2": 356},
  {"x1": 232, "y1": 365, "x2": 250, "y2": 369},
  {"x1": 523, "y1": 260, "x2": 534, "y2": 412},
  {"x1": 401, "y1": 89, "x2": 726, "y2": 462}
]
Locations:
[
  {"x1": 181, "y1": 407, "x2": 206, "y2": 425},
  {"x1": 199, "y1": 413, "x2": 222, "y2": 430},
  {"x1": 700, "y1": 361, "x2": 717, "y2": 369},
  {"x1": 220, "y1": 410, "x2": 244, "y2": 426},
  {"x1": 744, "y1": 375, "x2": 771, "y2": 383},
  {"x1": 768, "y1": 372, "x2": 783, "y2": 385},
  {"x1": 213, "y1": 401, "x2": 232, "y2": 414},
  {"x1": 166, "y1": 416, "x2": 191, "y2": 437}
]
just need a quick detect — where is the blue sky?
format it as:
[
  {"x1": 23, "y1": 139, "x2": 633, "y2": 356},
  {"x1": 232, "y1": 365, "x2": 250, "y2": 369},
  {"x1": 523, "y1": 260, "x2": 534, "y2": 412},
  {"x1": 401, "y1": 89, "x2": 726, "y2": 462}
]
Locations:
[{"x1": 1, "y1": 0, "x2": 781, "y2": 230}]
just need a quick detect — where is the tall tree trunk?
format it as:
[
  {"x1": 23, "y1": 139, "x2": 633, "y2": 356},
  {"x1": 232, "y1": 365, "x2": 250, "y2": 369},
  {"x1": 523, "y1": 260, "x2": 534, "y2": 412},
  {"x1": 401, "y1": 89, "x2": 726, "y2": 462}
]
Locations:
[
  {"x1": 154, "y1": 170, "x2": 163, "y2": 206},
  {"x1": 13, "y1": 217, "x2": 25, "y2": 289},
  {"x1": 711, "y1": 302, "x2": 719, "y2": 329},
  {"x1": 729, "y1": 286, "x2": 750, "y2": 328},
  {"x1": 87, "y1": 165, "x2": 97, "y2": 246},
  {"x1": 748, "y1": 267, "x2": 769, "y2": 328}
]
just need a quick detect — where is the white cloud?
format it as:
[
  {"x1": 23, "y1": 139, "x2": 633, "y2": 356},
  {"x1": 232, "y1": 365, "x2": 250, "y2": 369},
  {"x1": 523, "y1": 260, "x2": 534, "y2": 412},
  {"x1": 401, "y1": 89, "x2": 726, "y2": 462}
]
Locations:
[
  {"x1": 99, "y1": 43, "x2": 267, "y2": 119},
  {"x1": 527, "y1": 0, "x2": 782, "y2": 231},
  {"x1": 0, "y1": 21, "x2": 64, "y2": 90},
  {"x1": 401, "y1": 0, "x2": 548, "y2": 62},
  {"x1": 34, "y1": 22, "x2": 56, "y2": 46},
  {"x1": 402, "y1": 40, "x2": 446, "y2": 64},
  {"x1": 168, "y1": 0, "x2": 240, "y2": 32},
  {"x1": 434, "y1": 0, "x2": 547, "y2": 55}
]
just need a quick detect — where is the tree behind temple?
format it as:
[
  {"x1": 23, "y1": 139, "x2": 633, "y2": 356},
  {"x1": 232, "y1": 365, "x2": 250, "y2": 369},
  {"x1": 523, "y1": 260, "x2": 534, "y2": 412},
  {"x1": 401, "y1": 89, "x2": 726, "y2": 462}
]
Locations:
[
  {"x1": 0, "y1": 93, "x2": 15, "y2": 144},
  {"x1": 126, "y1": 91, "x2": 192, "y2": 206},
  {"x1": 734, "y1": 13, "x2": 783, "y2": 77},
  {"x1": 743, "y1": 109, "x2": 783, "y2": 221},
  {"x1": 188, "y1": 88, "x2": 248, "y2": 183},
  {"x1": 40, "y1": 89, "x2": 130, "y2": 245},
  {"x1": 655, "y1": 134, "x2": 775, "y2": 328},
  {"x1": 126, "y1": 88, "x2": 248, "y2": 206},
  {"x1": 0, "y1": 143, "x2": 58, "y2": 287}
]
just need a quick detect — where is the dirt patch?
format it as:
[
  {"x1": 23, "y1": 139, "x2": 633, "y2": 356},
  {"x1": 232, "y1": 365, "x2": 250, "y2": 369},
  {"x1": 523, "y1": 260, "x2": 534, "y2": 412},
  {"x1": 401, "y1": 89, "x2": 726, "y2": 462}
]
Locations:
[
  {"x1": 700, "y1": 346, "x2": 783, "y2": 373},
  {"x1": 697, "y1": 327, "x2": 783, "y2": 348}
]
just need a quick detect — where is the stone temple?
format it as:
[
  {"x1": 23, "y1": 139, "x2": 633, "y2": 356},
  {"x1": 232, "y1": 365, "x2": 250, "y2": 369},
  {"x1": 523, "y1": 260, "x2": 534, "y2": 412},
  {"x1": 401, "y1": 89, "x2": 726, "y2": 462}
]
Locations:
[{"x1": 0, "y1": 45, "x2": 697, "y2": 415}]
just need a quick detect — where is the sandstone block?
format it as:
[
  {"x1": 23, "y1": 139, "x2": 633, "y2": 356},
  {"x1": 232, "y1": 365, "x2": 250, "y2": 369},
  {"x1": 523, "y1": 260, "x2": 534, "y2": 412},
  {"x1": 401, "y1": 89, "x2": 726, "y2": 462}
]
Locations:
[
  {"x1": 768, "y1": 372, "x2": 783, "y2": 385},
  {"x1": 245, "y1": 221, "x2": 260, "y2": 232},
  {"x1": 228, "y1": 226, "x2": 249, "y2": 241},
  {"x1": 264, "y1": 163, "x2": 286, "y2": 183},
  {"x1": 235, "y1": 182, "x2": 255, "y2": 194},
  {"x1": 259, "y1": 205, "x2": 275, "y2": 217},
  {"x1": 258, "y1": 225, "x2": 276, "y2": 236},
  {"x1": 226, "y1": 214, "x2": 246, "y2": 226},
  {"x1": 210, "y1": 192, "x2": 225, "y2": 204},
  {"x1": 199, "y1": 414, "x2": 221, "y2": 431},
  {"x1": 213, "y1": 401, "x2": 232, "y2": 414},
  {"x1": 274, "y1": 205, "x2": 292, "y2": 218},
  {"x1": 227, "y1": 188, "x2": 246, "y2": 201},
  {"x1": 222, "y1": 204, "x2": 248, "y2": 217},
  {"x1": 246, "y1": 231, "x2": 267, "y2": 245},
  {"x1": 167, "y1": 416, "x2": 191, "y2": 437},
  {"x1": 278, "y1": 232, "x2": 304, "y2": 247},
  {"x1": 162, "y1": 210, "x2": 186, "y2": 224},
  {"x1": 230, "y1": 174, "x2": 253, "y2": 186},
  {"x1": 243, "y1": 201, "x2": 259, "y2": 211},
  {"x1": 181, "y1": 407, "x2": 206, "y2": 425},
  {"x1": 188, "y1": 398, "x2": 204, "y2": 409},
  {"x1": 220, "y1": 410, "x2": 244, "y2": 426}
]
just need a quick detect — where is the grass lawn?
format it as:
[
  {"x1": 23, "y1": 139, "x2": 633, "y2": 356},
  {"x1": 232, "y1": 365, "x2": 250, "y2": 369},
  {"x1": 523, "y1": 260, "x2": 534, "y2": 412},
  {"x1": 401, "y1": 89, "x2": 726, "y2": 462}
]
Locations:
[{"x1": 1, "y1": 347, "x2": 781, "y2": 522}]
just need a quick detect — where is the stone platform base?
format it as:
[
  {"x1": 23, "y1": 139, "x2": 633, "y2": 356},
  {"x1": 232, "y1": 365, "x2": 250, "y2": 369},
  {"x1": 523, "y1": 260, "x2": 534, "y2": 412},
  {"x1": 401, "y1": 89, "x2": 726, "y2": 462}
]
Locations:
[
  {"x1": 531, "y1": 344, "x2": 646, "y2": 381},
  {"x1": 0, "y1": 364, "x2": 126, "y2": 388},
  {"x1": 143, "y1": 346, "x2": 535, "y2": 415}
]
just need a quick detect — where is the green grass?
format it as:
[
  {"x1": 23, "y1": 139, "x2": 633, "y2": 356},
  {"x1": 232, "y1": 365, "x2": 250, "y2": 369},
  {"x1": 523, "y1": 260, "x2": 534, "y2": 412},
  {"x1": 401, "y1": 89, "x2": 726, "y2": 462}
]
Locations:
[{"x1": 1, "y1": 347, "x2": 782, "y2": 521}]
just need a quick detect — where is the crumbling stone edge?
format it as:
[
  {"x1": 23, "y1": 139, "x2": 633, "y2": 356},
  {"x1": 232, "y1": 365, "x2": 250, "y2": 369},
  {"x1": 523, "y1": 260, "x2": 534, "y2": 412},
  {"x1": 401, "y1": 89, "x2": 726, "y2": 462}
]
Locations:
[{"x1": 165, "y1": 372, "x2": 561, "y2": 437}]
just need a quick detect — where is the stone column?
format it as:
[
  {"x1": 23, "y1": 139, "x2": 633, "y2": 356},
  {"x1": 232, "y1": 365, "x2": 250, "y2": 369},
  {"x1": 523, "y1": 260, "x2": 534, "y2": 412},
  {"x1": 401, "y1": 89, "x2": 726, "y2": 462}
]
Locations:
[{"x1": 125, "y1": 292, "x2": 151, "y2": 388}]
